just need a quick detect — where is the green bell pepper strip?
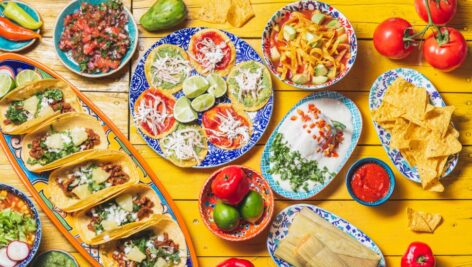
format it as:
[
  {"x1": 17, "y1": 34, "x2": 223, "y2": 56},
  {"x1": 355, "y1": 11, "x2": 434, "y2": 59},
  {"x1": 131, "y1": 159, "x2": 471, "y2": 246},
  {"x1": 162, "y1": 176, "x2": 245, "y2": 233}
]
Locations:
[{"x1": 0, "y1": 2, "x2": 42, "y2": 30}]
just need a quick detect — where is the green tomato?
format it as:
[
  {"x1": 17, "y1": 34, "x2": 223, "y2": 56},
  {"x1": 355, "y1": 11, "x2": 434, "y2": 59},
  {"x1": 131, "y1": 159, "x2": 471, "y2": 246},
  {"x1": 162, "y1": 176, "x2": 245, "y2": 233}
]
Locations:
[
  {"x1": 240, "y1": 190, "x2": 264, "y2": 224},
  {"x1": 213, "y1": 202, "x2": 240, "y2": 231}
]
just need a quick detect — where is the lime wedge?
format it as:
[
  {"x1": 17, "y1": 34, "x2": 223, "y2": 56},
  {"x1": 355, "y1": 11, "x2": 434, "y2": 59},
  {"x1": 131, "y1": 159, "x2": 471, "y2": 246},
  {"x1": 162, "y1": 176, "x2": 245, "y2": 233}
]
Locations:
[
  {"x1": 183, "y1": 76, "x2": 209, "y2": 99},
  {"x1": 0, "y1": 73, "x2": 16, "y2": 98},
  {"x1": 16, "y1": 70, "x2": 42, "y2": 86},
  {"x1": 174, "y1": 97, "x2": 197, "y2": 123},
  {"x1": 191, "y1": 93, "x2": 215, "y2": 112},
  {"x1": 206, "y1": 73, "x2": 227, "y2": 98}
]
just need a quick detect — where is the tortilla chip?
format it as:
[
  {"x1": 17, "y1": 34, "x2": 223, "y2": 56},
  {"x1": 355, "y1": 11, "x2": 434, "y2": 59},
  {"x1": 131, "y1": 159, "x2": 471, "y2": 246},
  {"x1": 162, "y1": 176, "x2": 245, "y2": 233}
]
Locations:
[
  {"x1": 401, "y1": 148, "x2": 417, "y2": 166},
  {"x1": 198, "y1": 0, "x2": 232, "y2": 24},
  {"x1": 390, "y1": 120, "x2": 411, "y2": 150},
  {"x1": 227, "y1": 0, "x2": 255, "y2": 27},
  {"x1": 407, "y1": 208, "x2": 442, "y2": 233},
  {"x1": 372, "y1": 102, "x2": 404, "y2": 123},
  {"x1": 424, "y1": 104, "x2": 455, "y2": 137},
  {"x1": 383, "y1": 78, "x2": 428, "y2": 122},
  {"x1": 426, "y1": 131, "x2": 462, "y2": 158}
]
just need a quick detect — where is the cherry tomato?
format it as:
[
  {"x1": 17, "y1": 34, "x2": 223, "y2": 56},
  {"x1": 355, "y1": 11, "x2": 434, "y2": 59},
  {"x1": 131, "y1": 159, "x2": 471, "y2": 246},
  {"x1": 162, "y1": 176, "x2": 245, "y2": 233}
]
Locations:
[
  {"x1": 373, "y1": 18, "x2": 414, "y2": 59},
  {"x1": 423, "y1": 27, "x2": 467, "y2": 72},
  {"x1": 415, "y1": 0, "x2": 457, "y2": 25}
]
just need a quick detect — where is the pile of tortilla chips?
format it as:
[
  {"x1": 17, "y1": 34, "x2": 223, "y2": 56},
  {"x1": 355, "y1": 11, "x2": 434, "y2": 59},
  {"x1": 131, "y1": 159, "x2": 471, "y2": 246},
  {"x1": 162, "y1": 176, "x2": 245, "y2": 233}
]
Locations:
[
  {"x1": 198, "y1": 0, "x2": 255, "y2": 27},
  {"x1": 407, "y1": 208, "x2": 442, "y2": 233},
  {"x1": 373, "y1": 78, "x2": 462, "y2": 192}
]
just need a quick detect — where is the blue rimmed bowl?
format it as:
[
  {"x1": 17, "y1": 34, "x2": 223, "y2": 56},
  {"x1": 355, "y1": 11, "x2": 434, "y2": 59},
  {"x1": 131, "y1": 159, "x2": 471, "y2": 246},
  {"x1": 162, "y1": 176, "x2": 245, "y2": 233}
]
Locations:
[
  {"x1": 345, "y1": 158, "x2": 395, "y2": 206},
  {"x1": 0, "y1": 1, "x2": 41, "y2": 52},
  {"x1": 0, "y1": 183, "x2": 42, "y2": 267},
  {"x1": 261, "y1": 0, "x2": 357, "y2": 90},
  {"x1": 53, "y1": 0, "x2": 138, "y2": 78}
]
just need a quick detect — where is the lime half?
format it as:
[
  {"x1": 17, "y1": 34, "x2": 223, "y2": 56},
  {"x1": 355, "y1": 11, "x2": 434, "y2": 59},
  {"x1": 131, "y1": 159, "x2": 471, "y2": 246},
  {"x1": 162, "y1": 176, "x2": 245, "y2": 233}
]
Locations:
[
  {"x1": 0, "y1": 73, "x2": 16, "y2": 98},
  {"x1": 206, "y1": 73, "x2": 227, "y2": 98},
  {"x1": 191, "y1": 93, "x2": 215, "y2": 112},
  {"x1": 16, "y1": 70, "x2": 42, "y2": 86},
  {"x1": 174, "y1": 97, "x2": 197, "y2": 123},
  {"x1": 183, "y1": 76, "x2": 209, "y2": 99}
]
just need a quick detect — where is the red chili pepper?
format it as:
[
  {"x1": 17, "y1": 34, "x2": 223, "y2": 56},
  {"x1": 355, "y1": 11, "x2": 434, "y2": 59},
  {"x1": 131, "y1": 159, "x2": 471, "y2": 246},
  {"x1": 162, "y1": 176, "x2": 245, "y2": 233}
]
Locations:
[
  {"x1": 211, "y1": 166, "x2": 250, "y2": 205},
  {"x1": 217, "y1": 258, "x2": 255, "y2": 267},
  {"x1": 401, "y1": 242, "x2": 436, "y2": 267},
  {"x1": 0, "y1": 17, "x2": 41, "y2": 41}
]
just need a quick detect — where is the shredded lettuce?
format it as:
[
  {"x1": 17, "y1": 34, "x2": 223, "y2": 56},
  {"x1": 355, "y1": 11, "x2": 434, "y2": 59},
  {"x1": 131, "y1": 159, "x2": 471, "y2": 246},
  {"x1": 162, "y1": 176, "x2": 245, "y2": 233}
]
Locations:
[{"x1": 0, "y1": 208, "x2": 37, "y2": 248}]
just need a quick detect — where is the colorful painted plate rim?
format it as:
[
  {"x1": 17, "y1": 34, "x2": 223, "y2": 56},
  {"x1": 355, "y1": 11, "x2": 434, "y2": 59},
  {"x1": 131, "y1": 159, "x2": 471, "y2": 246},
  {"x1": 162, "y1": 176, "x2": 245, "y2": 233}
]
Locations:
[
  {"x1": 52, "y1": 0, "x2": 138, "y2": 78},
  {"x1": 266, "y1": 203, "x2": 386, "y2": 267},
  {"x1": 198, "y1": 165, "x2": 275, "y2": 241},
  {"x1": 369, "y1": 68, "x2": 459, "y2": 183},
  {"x1": 0, "y1": 183, "x2": 42, "y2": 267},
  {"x1": 261, "y1": 0, "x2": 358, "y2": 90},
  {"x1": 261, "y1": 91, "x2": 362, "y2": 200},
  {"x1": 0, "y1": 0, "x2": 40, "y2": 52},
  {"x1": 129, "y1": 27, "x2": 274, "y2": 168}
]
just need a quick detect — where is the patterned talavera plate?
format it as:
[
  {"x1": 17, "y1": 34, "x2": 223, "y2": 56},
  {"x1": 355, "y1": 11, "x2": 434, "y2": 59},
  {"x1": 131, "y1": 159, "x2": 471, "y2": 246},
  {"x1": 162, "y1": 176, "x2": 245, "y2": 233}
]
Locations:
[
  {"x1": 261, "y1": 0, "x2": 357, "y2": 90},
  {"x1": 130, "y1": 27, "x2": 274, "y2": 168},
  {"x1": 267, "y1": 204, "x2": 386, "y2": 267},
  {"x1": 261, "y1": 91, "x2": 362, "y2": 200},
  {"x1": 369, "y1": 68, "x2": 459, "y2": 183}
]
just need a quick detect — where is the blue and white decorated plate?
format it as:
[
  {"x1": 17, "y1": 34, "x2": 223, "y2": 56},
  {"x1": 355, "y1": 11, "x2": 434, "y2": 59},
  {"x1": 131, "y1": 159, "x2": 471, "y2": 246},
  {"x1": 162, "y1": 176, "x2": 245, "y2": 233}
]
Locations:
[
  {"x1": 130, "y1": 27, "x2": 274, "y2": 168},
  {"x1": 267, "y1": 204, "x2": 386, "y2": 267},
  {"x1": 0, "y1": 1, "x2": 40, "y2": 52},
  {"x1": 261, "y1": 91, "x2": 362, "y2": 199},
  {"x1": 369, "y1": 68, "x2": 459, "y2": 183}
]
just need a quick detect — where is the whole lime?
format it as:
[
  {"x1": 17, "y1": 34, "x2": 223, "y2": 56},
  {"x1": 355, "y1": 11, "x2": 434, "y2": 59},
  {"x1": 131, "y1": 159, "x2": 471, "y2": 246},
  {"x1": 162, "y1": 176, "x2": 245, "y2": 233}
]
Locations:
[
  {"x1": 240, "y1": 190, "x2": 264, "y2": 223},
  {"x1": 213, "y1": 202, "x2": 240, "y2": 231}
]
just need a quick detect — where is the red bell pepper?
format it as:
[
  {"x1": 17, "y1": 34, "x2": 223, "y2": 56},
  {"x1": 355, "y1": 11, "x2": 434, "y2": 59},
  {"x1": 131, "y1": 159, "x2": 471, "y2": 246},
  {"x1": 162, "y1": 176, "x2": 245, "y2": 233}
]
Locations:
[
  {"x1": 211, "y1": 166, "x2": 250, "y2": 205},
  {"x1": 217, "y1": 258, "x2": 254, "y2": 267},
  {"x1": 401, "y1": 242, "x2": 435, "y2": 267}
]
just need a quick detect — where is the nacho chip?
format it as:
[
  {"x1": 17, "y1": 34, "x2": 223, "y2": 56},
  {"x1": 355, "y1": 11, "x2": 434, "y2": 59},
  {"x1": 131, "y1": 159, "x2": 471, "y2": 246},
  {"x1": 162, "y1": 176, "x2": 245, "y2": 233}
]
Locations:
[
  {"x1": 383, "y1": 78, "x2": 428, "y2": 122},
  {"x1": 372, "y1": 101, "x2": 404, "y2": 124},
  {"x1": 424, "y1": 104, "x2": 455, "y2": 137},
  {"x1": 426, "y1": 131, "x2": 462, "y2": 158},
  {"x1": 407, "y1": 208, "x2": 442, "y2": 233},
  {"x1": 390, "y1": 119, "x2": 410, "y2": 150},
  {"x1": 198, "y1": 0, "x2": 232, "y2": 24},
  {"x1": 227, "y1": 0, "x2": 255, "y2": 27}
]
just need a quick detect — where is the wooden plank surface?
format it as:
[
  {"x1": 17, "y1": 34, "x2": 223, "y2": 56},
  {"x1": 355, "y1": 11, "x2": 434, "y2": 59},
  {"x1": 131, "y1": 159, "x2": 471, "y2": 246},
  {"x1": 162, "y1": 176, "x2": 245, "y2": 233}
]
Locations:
[{"x1": 1, "y1": 0, "x2": 471, "y2": 266}]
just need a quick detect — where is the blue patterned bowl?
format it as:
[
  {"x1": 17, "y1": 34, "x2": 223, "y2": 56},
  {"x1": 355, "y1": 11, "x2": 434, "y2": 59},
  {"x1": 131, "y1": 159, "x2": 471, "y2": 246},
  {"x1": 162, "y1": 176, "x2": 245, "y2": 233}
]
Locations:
[
  {"x1": 0, "y1": 1, "x2": 40, "y2": 52},
  {"x1": 261, "y1": 0, "x2": 358, "y2": 90},
  {"x1": 0, "y1": 184, "x2": 42, "y2": 267},
  {"x1": 53, "y1": 0, "x2": 138, "y2": 78},
  {"x1": 345, "y1": 158, "x2": 395, "y2": 206}
]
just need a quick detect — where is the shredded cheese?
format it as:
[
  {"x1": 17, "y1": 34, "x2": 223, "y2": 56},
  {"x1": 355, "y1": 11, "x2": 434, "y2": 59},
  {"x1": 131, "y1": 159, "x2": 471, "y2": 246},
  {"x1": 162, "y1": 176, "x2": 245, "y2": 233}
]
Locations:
[
  {"x1": 151, "y1": 54, "x2": 192, "y2": 87},
  {"x1": 135, "y1": 93, "x2": 173, "y2": 136},
  {"x1": 206, "y1": 109, "x2": 250, "y2": 148},
  {"x1": 234, "y1": 67, "x2": 264, "y2": 102},
  {"x1": 191, "y1": 37, "x2": 228, "y2": 73},
  {"x1": 161, "y1": 127, "x2": 205, "y2": 163}
]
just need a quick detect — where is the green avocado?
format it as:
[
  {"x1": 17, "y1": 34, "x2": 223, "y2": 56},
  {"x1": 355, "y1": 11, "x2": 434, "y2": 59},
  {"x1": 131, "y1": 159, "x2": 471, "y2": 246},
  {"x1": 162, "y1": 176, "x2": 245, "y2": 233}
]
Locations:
[
  {"x1": 213, "y1": 202, "x2": 240, "y2": 231},
  {"x1": 240, "y1": 190, "x2": 264, "y2": 224},
  {"x1": 140, "y1": 0, "x2": 187, "y2": 31}
]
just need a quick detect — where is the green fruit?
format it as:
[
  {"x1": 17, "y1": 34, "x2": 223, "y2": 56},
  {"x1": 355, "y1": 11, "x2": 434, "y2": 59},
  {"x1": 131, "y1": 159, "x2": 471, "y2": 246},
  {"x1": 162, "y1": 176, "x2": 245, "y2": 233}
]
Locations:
[
  {"x1": 15, "y1": 69, "x2": 41, "y2": 86},
  {"x1": 240, "y1": 190, "x2": 264, "y2": 224},
  {"x1": 183, "y1": 76, "x2": 209, "y2": 99},
  {"x1": 206, "y1": 73, "x2": 227, "y2": 98},
  {"x1": 191, "y1": 93, "x2": 215, "y2": 112},
  {"x1": 213, "y1": 202, "x2": 240, "y2": 231},
  {"x1": 0, "y1": 73, "x2": 15, "y2": 98},
  {"x1": 174, "y1": 97, "x2": 197, "y2": 123},
  {"x1": 140, "y1": 0, "x2": 187, "y2": 32}
]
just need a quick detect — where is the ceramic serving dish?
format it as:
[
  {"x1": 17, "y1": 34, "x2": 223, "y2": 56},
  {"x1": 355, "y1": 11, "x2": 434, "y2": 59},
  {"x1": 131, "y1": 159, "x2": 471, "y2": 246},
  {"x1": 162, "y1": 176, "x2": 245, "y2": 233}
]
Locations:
[
  {"x1": 199, "y1": 166, "x2": 274, "y2": 241},
  {"x1": 261, "y1": 0, "x2": 357, "y2": 90},
  {"x1": 53, "y1": 0, "x2": 138, "y2": 78},
  {"x1": 33, "y1": 250, "x2": 79, "y2": 267},
  {"x1": 369, "y1": 68, "x2": 459, "y2": 183}
]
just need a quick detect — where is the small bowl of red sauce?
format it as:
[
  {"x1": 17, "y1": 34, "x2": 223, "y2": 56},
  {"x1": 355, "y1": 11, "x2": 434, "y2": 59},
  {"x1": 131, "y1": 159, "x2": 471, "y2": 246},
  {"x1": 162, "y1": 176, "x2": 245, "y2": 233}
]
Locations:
[{"x1": 346, "y1": 158, "x2": 395, "y2": 206}]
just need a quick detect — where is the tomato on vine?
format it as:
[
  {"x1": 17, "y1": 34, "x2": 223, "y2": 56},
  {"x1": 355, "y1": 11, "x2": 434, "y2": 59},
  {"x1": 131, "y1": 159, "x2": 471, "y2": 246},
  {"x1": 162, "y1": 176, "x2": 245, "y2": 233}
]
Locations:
[
  {"x1": 415, "y1": 0, "x2": 457, "y2": 25},
  {"x1": 373, "y1": 18, "x2": 415, "y2": 59},
  {"x1": 423, "y1": 27, "x2": 467, "y2": 72}
]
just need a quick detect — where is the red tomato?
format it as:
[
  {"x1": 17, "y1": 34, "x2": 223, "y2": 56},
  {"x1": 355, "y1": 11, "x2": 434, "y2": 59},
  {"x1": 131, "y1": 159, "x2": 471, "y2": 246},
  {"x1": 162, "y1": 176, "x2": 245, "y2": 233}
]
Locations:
[
  {"x1": 423, "y1": 27, "x2": 467, "y2": 72},
  {"x1": 373, "y1": 18, "x2": 414, "y2": 59},
  {"x1": 415, "y1": 0, "x2": 457, "y2": 25}
]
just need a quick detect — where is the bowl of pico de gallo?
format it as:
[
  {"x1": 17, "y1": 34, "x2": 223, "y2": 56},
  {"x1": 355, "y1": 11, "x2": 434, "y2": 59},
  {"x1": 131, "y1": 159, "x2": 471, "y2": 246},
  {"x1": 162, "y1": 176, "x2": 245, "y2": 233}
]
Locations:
[{"x1": 53, "y1": 0, "x2": 138, "y2": 78}]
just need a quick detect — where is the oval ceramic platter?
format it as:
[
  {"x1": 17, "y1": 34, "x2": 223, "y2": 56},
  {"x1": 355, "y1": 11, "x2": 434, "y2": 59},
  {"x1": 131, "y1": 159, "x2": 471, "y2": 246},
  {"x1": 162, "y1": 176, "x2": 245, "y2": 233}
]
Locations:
[
  {"x1": 369, "y1": 68, "x2": 458, "y2": 183},
  {"x1": 130, "y1": 27, "x2": 274, "y2": 168},
  {"x1": 0, "y1": 53, "x2": 198, "y2": 267},
  {"x1": 53, "y1": 0, "x2": 138, "y2": 78},
  {"x1": 267, "y1": 204, "x2": 386, "y2": 267},
  {"x1": 0, "y1": 0, "x2": 41, "y2": 52},
  {"x1": 261, "y1": 91, "x2": 362, "y2": 200}
]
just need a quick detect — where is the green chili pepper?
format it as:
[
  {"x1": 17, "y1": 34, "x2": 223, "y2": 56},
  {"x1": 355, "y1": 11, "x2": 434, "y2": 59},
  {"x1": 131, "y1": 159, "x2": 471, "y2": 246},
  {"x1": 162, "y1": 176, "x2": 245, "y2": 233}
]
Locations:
[
  {"x1": 0, "y1": 2, "x2": 42, "y2": 30},
  {"x1": 140, "y1": 0, "x2": 187, "y2": 32}
]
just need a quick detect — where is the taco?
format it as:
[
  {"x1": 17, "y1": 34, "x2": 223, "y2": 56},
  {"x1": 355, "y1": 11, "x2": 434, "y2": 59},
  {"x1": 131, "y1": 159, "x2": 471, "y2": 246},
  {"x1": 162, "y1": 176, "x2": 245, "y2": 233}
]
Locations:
[
  {"x1": 48, "y1": 150, "x2": 139, "y2": 213},
  {"x1": 202, "y1": 103, "x2": 253, "y2": 150},
  {"x1": 144, "y1": 44, "x2": 193, "y2": 95},
  {"x1": 100, "y1": 217, "x2": 188, "y2": 267},
  {"x1": 0, "y1": 79, "x2": 82, "y2": 135},
  {"x1": 75, "y1": 184, "x2": 163, "y2": 245},
  {"x1": 227, "y1": 60, "x2": 273, "y2": 111},
  {"x1": 188, "y1": 29, "x2": 236, "y2": 77},
  {"x1": 21, "y1": 113, "x2": 107, "y2": 172},
  {"x1": 160, "y1": 124, "x2": 208, "y2": 167}
]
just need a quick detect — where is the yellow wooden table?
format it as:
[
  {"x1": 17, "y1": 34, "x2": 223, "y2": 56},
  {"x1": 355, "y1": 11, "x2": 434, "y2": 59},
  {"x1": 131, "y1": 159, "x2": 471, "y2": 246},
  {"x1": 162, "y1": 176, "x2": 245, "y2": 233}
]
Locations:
[{"x1": 1, "y1": 0, "x2": 472, "y2": 266}]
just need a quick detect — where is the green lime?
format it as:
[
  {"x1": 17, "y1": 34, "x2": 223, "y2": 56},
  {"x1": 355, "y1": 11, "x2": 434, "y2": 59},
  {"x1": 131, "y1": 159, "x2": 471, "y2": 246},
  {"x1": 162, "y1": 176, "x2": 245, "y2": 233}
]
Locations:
[
  {"x1": 213, "y1": 202, "x2": 240, "y2": 231},
  {"x1": 240, "y1": 190, "x2": 264, "y2": 224},
  {"x1": 206, "y1": 73, "x2": 227, "y2": 98},
  {"x1": 191, "y1": 93, "x2": 215, "y2": 112},
  {"x1": 183, "y1": 76, "x2": 209, "y2": 99},
  {"x1": 16, "y1": 70, "x2": 42, "y2": 86},
  {"x1": 0, "y1": 73, "x2": 16, "y2": 98},
  {"x1": 174, "y1": 97, "x2": 197, "y2": 123}
]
